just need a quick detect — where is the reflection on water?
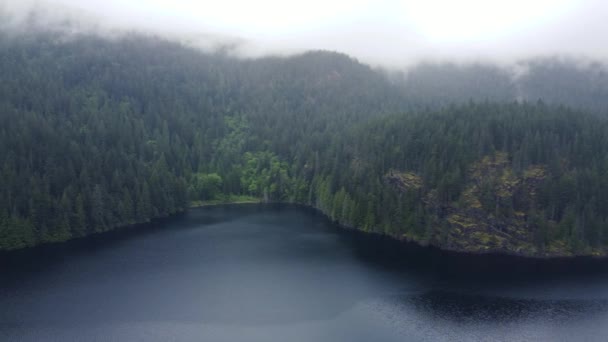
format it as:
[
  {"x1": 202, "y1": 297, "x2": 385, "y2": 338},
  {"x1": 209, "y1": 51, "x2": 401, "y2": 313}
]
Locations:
[{"x1": 2, "y1": 204, "x2": 608, "y2": 341}]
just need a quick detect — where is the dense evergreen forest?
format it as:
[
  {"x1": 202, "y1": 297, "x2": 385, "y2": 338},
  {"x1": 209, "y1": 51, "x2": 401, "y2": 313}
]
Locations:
[{"x1": 2, "y1": 29, "x2": 608, "y2": 257}]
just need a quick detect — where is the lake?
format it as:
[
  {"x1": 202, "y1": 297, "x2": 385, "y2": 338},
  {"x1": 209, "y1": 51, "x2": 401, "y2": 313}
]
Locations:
[{"x1": 2, "y1": 204, "x2": 608, "y2": 341}]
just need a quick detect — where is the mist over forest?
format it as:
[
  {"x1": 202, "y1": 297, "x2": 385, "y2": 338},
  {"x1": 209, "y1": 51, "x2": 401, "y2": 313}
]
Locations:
[
  {"x1": 7, "y1": 2, "x2": 608, "y2": 342},
  {"x1": 3, "y1": 2, "x2": 608, "y2": 113},
  {"x1": 2, "y1": 1, "x2": 608, "y2": 257},
  {"x1": 3, "y1": 0, "x2": 608, "y2": 65}
]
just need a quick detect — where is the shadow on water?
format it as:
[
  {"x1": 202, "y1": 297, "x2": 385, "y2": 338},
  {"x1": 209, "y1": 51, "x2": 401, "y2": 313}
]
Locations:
[
  {"x1": 3, "y1": 203, "x2": 608, "y2": 340},
  {"x1": 336, "y1": 221, "x2": 608, "y2": 279},
  {"x1": 0, "y1": 203, "x2": 265, "y2": 275},
  {"x1": 325, "y1": 215, "x2": 608, "y2": 327},
  {"x1": 4, "y1": 203, "x2": 608, "y2": 280}
]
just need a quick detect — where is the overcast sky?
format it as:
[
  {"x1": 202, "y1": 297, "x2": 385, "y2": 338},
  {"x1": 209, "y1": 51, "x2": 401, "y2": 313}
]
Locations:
[{"x1": 2, "y1": 0, "x2": 608, "y2": 67}]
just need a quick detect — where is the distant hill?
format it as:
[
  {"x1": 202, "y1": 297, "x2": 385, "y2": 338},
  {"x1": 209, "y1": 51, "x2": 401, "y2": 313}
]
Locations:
[{"x1": 397, "y1": 58, "x2": 608, "y2": 115}]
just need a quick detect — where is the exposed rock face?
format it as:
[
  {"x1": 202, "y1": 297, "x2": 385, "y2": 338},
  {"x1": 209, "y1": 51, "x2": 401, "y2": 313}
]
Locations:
[
  {"x1": 440, "y1": 153, "x2": 543, "y2": 255},
  {"x1": 385, "y1": 170, "x2": 423, "y2": 191},
  {"x1": 385, "y1": 152, "x2": 604, "y2": 258}
]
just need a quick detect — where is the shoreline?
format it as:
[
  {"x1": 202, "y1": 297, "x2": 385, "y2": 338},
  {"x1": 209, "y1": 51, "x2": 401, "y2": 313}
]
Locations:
[
  {"x1": 285, "y1": 203, "x2": 608, "y2": 260},
  {"x1": 3, "y1": 199, "x2": 607, "y2": 260},
  {"x1": 189, "y1": 199, "x2": 262, "y2": 208},
  {"x1": 189, "y1": 201, "x2": 608, "y2": 260}
]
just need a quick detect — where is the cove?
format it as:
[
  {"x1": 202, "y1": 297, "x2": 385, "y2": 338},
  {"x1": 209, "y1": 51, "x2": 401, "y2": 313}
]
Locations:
[{"x1": 2, "y1": 204, "x2": 608, "y2": 341}]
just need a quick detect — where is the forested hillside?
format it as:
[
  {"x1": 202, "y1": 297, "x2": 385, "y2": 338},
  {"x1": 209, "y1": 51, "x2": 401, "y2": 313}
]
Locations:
[
  {"x1": 2, "y1": 30, "x2": 608, "y2": 257},
  {"x1": 312, "y1": 103, "x2": 608, "y2": 256},
  {"x1": 0, "y1": 31, "x2": 405, "y2": 250}
]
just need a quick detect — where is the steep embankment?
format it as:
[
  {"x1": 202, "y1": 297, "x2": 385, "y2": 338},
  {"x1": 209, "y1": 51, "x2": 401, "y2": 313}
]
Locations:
[{"x1": 309, "y1": 104, "x2": 608, "y2": 258}]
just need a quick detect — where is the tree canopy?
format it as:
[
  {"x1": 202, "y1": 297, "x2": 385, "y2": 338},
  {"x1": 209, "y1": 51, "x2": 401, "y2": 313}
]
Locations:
[{"x1": 1, "y1": 30, "x2": 608, "y2": 257}]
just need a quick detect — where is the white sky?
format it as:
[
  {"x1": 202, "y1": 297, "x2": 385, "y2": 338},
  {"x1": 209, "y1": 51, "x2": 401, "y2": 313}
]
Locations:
[{"x1": 3, "y1": 0, "x2": 608, "y2": 66}]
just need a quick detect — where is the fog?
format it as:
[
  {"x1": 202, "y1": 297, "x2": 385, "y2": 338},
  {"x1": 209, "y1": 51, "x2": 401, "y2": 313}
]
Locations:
[{"x1": 2, "y1": 0, "x2": 608, "y2": 67}]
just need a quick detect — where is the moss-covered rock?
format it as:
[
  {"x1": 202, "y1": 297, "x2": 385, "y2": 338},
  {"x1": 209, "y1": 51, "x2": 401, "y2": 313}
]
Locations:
[
  {"x1": 385, "y1": 170, "x2": 424, "y2": 191},
  {"x1": 388, "y1": 151, "x2": 603, "y2": 258}
]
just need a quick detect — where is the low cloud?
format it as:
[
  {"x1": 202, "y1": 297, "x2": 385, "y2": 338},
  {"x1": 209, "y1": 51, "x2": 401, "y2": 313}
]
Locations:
[{"x1": 2, "y1": 0, "x2": 608, "y2": 68}]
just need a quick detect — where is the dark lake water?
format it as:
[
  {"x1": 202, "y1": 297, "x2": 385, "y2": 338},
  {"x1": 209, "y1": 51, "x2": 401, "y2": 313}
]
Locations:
[{"x1": 3, "y1": 204, "x2": 608, "y2": 341}]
